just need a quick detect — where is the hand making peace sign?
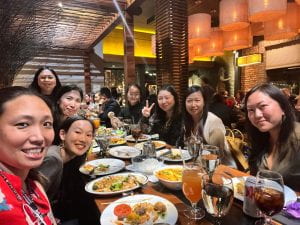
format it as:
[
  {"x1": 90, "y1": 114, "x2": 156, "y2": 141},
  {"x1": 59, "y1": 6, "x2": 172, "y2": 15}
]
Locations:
[{"x1": 142, "y1": 100, "x2": 155, "y2": 118}]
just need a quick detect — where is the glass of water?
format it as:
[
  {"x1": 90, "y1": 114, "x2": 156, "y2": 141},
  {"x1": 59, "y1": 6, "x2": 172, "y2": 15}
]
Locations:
[
  {"x1": 202, "y1": 173, "x2": 234, "y2": 220},
  {"x1": 95, "y1": 134, "x2": 110, "y2": 157},
  {"x1": 185, "y1": 135, "x2": 203, "y2": 162},
  {"x1": 201, "y1": 145, "x2": 223, "y2": 176}
]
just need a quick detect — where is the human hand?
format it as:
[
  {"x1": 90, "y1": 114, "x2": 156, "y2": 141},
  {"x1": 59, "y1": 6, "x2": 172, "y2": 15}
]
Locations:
[{"x1": 142, "y1": 100, "x2": 155, "y2": 118}]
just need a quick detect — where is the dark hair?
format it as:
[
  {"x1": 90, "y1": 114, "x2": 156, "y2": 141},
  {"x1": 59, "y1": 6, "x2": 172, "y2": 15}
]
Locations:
[
  {"x1": 0, "y1": 86, "x2": 53, "y2": 184},
  {"x1": 55, "y1": 85, "x2": 83, "y2": 103},
  {"x1": 0, "y1": 86, "x2": 53, "y2": 118},
  {"x1": 183, "y1": 85, "x2": 208, "y2": 139},
  {"x1": 100, "y1": 87, "x2": 111, "y2": 98},
  {"x1": 28, "y1": 67, "x2": 62, "y2": 96},
  {"x1": 125, "y1": 84, "x2": 143, "y2": 106},
  {"x1": 244, "y1": 83, "x2": 295, "y2": 175},
  {"x1": 156, "y1": 84, "x2": 180, "y2": 122},
  {"x1": 59, "y1": 115, "x2": 95, "y2": 136}
]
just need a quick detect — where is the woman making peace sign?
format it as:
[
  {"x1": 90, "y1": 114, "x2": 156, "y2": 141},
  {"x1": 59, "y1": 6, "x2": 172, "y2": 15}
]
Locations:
[{"x1": 141, "y1": 84, "x2": 182, "y2": 146}]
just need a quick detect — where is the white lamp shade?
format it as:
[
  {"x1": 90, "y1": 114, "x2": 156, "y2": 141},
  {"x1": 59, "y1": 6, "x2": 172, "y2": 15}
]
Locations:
[
  {"x1": 249, "y1": 0, "x2": 287, "y2": 23},
  {"x1": 264, "y1": 3, "x2": 298, "y2": 41},
  {"x1": 223, "y1": 26, "x2": 252, "y2": 51},
  {"x1": 189, "y1": 13, "x2": 211, "y2": 44},
  {"x1": 220, "y1": 0, "x2": 249, "y2": 31}
]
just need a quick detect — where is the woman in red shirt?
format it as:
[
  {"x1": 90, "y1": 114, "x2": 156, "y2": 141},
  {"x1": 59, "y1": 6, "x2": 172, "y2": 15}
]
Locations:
[{"x1": 0, "y1": 86, "x2": 56, "y2": 225}]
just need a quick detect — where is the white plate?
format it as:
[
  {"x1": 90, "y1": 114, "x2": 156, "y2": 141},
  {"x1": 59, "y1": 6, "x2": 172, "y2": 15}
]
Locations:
[
  {"x1": 125, "y1": 134, "x2": 151, "y2": 142},
  {"x1": 109, "y1": 137, "x2": 127, "y2": 147},
  {"x1": 157, "y1": 149, "x2": 192, "y2": 162},
  {"x1": 126, "y1": 162, "x2": 165, "y2": 175},
  {"x1": 109, "y1": 146, "x2": 141, "y2": 159},
  {"x1": 232, "y1": 176, "x2": 297, "y2": 206},
  {"x1": 85, "y1": 172, "x2": 148, "y2": 196},
  {"x1": 79, "y1": 158, "x2": 125, "y2": 176},
  {"x1": 135, "y1": 140, "x2": 167, "y2": 150},
  {"x1": 100, "y1": 194, "x2": 178, "y2": 225}
]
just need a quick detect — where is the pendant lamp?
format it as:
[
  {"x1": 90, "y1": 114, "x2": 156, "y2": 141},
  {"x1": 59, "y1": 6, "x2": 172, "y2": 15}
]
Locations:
[
  {"x1": 220, "y1": 0, "x2": 249, "y2": 31},
  {"x1": 189, "y1": 13, "x2": 211, "y2": 44},
  {"x1": 249, "y1": 0, "x2": 287, "y2": 23},
  {"x1": 223, "y1": 26, "x2": 252, "y2": 51},
  {"x1": 202, "y1": 28, "x2": 224, "y2": 56},
  {"x1": 264, "y1": 3, "x2": 298, "y2": 41}
]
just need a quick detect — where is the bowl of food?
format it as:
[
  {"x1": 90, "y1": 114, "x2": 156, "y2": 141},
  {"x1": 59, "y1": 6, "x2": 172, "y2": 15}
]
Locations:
[{"x1": 153, "y1": 165, "x2": 183, "y2": 190}]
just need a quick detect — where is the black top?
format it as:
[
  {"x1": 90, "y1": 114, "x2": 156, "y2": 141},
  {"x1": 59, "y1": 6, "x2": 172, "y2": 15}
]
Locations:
[
  {"x1": 119, "y1": 102, "x2": 143, "y2": 124},
  {"x1": 99, "y1": 98, "x2": 121, "y2": 127},
  {"x1": 141, "y1": 113, "x2": 182, "y2": 146}
]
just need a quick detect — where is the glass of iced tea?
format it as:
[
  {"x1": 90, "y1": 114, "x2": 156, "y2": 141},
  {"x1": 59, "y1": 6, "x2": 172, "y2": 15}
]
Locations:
[
  {"x1": 254, "y1": 170, "x2": 284, "y2": 225},
  {"x1": 182, "y1": 162, "x2": 206, "y2": 220},
  {"x1": 92, "y1": 118, "x2": 101, "y2": 129},
  {"x1": 131, "y1": 123, "x2": 142, "y2": 144}
]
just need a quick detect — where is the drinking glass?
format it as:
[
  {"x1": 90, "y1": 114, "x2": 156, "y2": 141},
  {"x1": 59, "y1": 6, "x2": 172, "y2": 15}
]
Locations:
[
  {"x1": 91, "y1": 117, "x2": 100, "y2": 130},
  {"x1": 202, "y1": 173, "x2": 234, "y2": 221},
  {"x1": 131, "y1": 123, "x2": 142, "y2": 144},
  {"x1": 182, "y1": 162, "x2": 206, "y2": 220},
  {"x1": 123, "y1": 118, "x2": 132, "y2": 136},
  {"x1": 254, "y1": 170, "x2": 284, "y2": 225},
  {"x1": 201, "y1": 145, "x2": 223, "y2": 176},
  {"x1": 186, "y1": 135, "x2": 203, "y2": 162},
  {"x1": 95, "y1": 134, "x2": 110, "y2": 157}
]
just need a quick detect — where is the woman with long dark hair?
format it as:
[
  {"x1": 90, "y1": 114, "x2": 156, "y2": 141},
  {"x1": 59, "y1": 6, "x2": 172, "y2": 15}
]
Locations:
[
  {"x1": 141, "y1": 84, "x2": 182, "y2": 146},
  {"x1": 182, "y1": 85, "x2": 236, "y2": 167},
  {"x1": 245, "y1": 83, "x2": 300, "y2": 191},
  {"x1": 29, "y1": 66, "x2": 62, "y2": 102}
]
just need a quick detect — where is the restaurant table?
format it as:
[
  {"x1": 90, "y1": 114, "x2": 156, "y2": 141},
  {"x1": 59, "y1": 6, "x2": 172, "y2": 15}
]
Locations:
[{"x1": 87, "y1": 148, "x2": 299, "y2": 225}]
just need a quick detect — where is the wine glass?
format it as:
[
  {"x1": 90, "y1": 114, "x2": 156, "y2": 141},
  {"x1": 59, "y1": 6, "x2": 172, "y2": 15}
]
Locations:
[
  {"x1": 131, "y1": 123, "x2": 142, "y2": 144},
  {"x1": 95, "y1": 134, "x2": 110, "y2": 157},
  {"x1": 254, "y1": 170, "x2": 284, "y2": 225},
  {"x1": 182, "y1": 162, "x2": 206, "y2": 220},
  {"x1": 123, "y1": 118, "x2": 132, "y2": 136},
  {"x1": 202, "y1": 173, "x2": 234, "y2": 223},
  {"x1": 185, "y1": 135, "x2": 203, "y2": 162},
  {"x1": 201, "y1": 145, "x2": 223, "y2": 176}
]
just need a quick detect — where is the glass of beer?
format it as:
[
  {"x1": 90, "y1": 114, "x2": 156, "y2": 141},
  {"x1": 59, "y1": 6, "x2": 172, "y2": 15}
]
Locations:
[
  {"x1": 254, "y1": 170, "x2": 284, "y2": 225},
  {"x1": 182, "y1": 162, "x2": 206, "y2": 220},
  {"x1": 92, "y1": 117, "x2": 101, "y2": 129},
  {"x1": 202, "y1": 173, "x2": 234, "y2": 219}
]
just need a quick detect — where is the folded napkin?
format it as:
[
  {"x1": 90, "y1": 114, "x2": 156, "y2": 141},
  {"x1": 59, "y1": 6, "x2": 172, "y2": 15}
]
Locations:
[{"x1": 284, "y1": 201, "x2": 300, "y2": 219}]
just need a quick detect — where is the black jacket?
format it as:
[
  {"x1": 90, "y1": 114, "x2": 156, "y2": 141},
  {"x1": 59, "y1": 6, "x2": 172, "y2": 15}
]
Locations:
[
  {"x1": 119, "y1": 102, "x2": 143, "y2": 124},
  {"x1": 99, "y1": 98, "x2": 121, "y2": 127}
]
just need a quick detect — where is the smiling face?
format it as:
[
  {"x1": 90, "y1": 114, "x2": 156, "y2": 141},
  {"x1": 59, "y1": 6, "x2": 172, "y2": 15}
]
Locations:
[
  {"x1": 157, "y1": 90, "x2": 175, "y2": 113},
  {"x1": 185, "y1": 91, "x2": 204, "y2": 120},
  {"x1": 37, "y1": 69, "x2": 57, "y2": 95},
  {"x1": 246, "y1": 91, "x2": 284, "y2": 133},
  {"x1": 0, "y1": 95, "x2": 54, "y2": 175},
  {"x1": 127, "y1": 86, "x2": 141, "y2": 106},
  {"x1": 59, "y1": 120, "x2": 93, "y2": 157},
  {"x1": 58, "y1": 90, "x2": 82, "y2": 118}
]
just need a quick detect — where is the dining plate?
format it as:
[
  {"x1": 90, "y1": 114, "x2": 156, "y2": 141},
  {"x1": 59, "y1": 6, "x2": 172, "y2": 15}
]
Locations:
[
  {"x1": 100, "y1": 194, "x2": 178, "y2": 225},
  {"x1": 125, "y1": 134, "x2": 151, "y2": 142},
  {"x1": 109, "y1": 146, "x2": 141, "y2": 159},
  {"x1": 79, "y1": 158, "x2": 125, "y2": 176},
  {"x1": 109, "y1": 137, "x2": 127, "y2": 146},
  {"x1": 156, "y1": 148, "x2": 192, "y2": 162},
  {"x1": 85, "y1": 172, "x2": 148, "y2": 196},
  {"x1": 232, "y1": 176, "x2": 297, "y2": 206},
  {"x1": 134, "y1": 140, "x2": 167, "y2": 150}
]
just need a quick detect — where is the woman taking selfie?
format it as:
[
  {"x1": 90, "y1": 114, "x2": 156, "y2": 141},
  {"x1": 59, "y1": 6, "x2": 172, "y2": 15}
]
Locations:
[
  {"x1": 141, "y1": 84, "x2": 182, "y2": 146},
  {"x1": 245, "y1": 83, "x2": 300, "y2": 191},
  {"x1": 0, "y1": 86, "x2": 56, "y2": 224}
]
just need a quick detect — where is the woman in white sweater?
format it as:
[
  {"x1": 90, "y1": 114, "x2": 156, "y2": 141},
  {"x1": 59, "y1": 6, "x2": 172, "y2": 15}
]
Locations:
[{"x1": 182, "y1": 85, "x2": 236, "y2": 168}]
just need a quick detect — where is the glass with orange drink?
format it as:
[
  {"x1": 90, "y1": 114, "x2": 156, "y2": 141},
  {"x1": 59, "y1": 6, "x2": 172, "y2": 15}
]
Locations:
[
  {"x1": 92, "y1": 118, "x2": 101, "y2": 129},
  {"x1": 182, "y1": 162, "x2": 206, "y2": 220}
]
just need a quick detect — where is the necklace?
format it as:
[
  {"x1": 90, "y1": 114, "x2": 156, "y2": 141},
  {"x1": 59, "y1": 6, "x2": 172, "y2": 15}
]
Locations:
[{"x1": 0, "y1": 171, "x2": 47, "y2": 225}]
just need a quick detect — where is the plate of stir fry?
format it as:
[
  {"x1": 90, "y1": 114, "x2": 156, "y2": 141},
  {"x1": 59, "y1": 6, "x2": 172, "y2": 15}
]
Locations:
[
  {"x1": 100, "y1": 194, "x2": 178, "y2": 225},
  {"x1": 85, "y1": 172, "x2": 148, "y2": 195},
  {"x1": 80, "y1": 158, "x2": 125, "y2": 176}
]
